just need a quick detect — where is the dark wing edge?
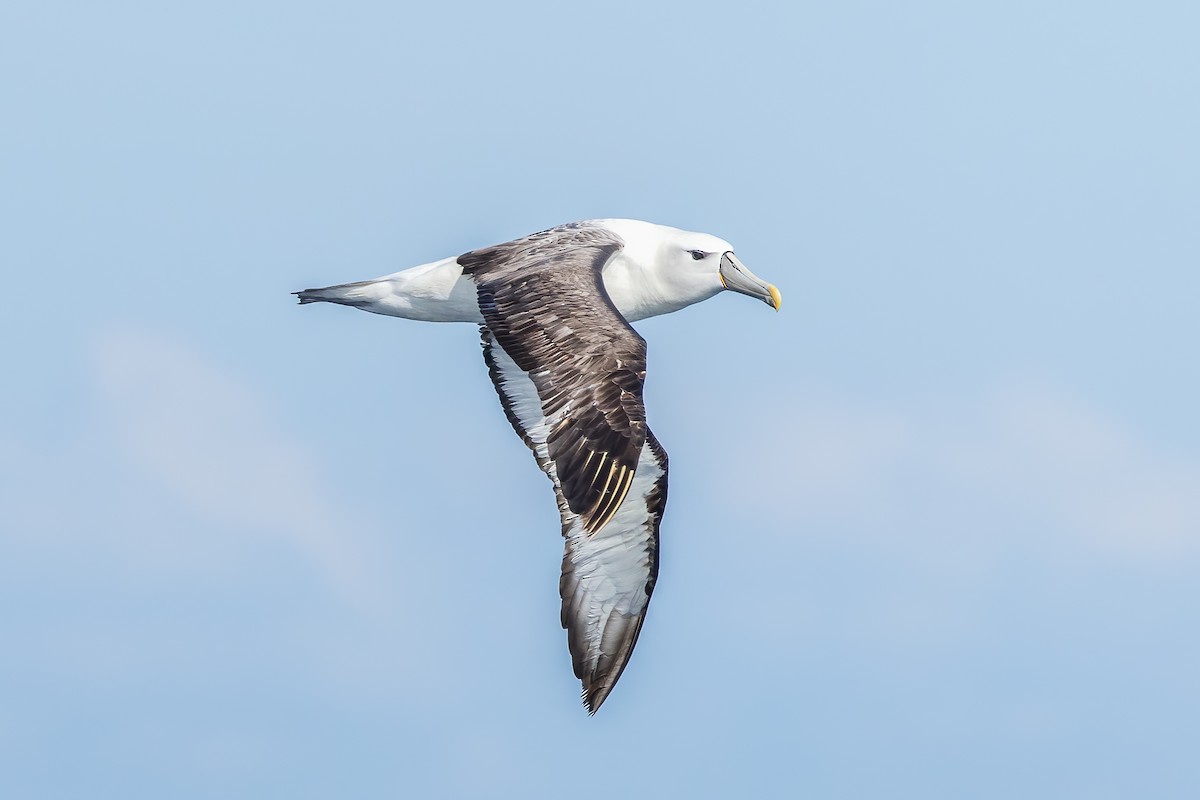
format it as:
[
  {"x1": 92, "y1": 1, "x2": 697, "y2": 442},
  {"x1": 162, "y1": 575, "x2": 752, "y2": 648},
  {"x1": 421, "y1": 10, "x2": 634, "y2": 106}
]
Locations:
[
  {"x1": 462, "y1": 224, "x2": 648, "y2": 534},
  {"x1": 481, "y1": 329, "x2": 668, "y2": 713}
]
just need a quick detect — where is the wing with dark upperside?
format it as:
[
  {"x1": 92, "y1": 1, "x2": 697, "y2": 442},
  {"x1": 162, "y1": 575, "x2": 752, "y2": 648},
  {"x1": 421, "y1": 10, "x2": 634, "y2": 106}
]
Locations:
[
  {"x1": 460, "y1": 224, "x2": 648, "y2": 534},
  {"x1": 481, "y1": 327, "x2": 668, "y2": 714}
]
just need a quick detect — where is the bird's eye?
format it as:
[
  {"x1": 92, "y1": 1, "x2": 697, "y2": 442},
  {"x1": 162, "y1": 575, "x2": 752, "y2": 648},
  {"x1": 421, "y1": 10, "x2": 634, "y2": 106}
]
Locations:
[{"x1": 689, "y1": 249, "x2": 706, "y2": 260}]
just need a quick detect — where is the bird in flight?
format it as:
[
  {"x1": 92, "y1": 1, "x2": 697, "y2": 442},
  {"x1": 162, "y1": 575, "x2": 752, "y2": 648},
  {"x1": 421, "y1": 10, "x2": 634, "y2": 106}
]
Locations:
[{"x1": 296, "y1": 219, "x2": 780, "y2": 713}]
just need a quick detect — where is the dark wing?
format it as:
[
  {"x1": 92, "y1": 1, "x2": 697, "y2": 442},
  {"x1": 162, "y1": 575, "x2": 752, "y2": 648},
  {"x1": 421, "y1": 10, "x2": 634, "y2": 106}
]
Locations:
[
  {"x1": 460, "y1": 224, "x2": 647, "y2": 534},
  {"x1": 482, "y1": 328, "x2": 668, "y2": 714}
]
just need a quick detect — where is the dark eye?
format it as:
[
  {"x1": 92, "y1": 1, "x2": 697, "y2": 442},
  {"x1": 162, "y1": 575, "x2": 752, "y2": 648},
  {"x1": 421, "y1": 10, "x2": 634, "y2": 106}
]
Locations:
[{"x1": 689, "y1": 249, "x2": 706, "y2": 260}]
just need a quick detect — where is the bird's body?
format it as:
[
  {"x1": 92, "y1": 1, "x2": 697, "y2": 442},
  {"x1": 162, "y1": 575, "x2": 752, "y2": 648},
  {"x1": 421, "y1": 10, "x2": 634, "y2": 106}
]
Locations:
[
  {"x1": 297, "y1": 219, "x2": 747, "y2": 324},
  {"x1": 297, "y1": 218, "x2": 779, "y2": 713}
]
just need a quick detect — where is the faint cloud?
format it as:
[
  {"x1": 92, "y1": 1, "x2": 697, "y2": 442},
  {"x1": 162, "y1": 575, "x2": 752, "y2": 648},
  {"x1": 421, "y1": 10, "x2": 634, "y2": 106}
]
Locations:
[
  {"x1": 90, "y1": 328, "x2": 391, "y2": 607},
  {"x1": 954, "y1": 387, "x2": 1200, "y2": 556},
  {"x1": 770, "y1": 394, "x2": 911, "y2": 504},
  {"x1": 724, "y1": 383, "x2": 1200, "y2": 560}
]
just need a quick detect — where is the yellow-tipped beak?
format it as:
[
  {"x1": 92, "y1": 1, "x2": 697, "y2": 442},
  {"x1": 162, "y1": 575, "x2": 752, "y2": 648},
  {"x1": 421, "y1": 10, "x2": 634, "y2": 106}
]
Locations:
[{"x1": 719, "y1": 251, "x2": 781, "y2": 312}]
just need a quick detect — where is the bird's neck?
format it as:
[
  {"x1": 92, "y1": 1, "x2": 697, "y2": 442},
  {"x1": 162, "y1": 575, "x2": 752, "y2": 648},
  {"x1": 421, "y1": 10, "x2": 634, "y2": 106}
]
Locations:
[{"x1": 601, "y1": 256, "x2": 718, "y2": 322}]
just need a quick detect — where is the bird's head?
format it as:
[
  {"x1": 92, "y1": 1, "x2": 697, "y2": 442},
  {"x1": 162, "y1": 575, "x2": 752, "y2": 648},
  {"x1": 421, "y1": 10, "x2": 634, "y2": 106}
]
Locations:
[
  {"x1": 596, "y1": 219, "x2": 782, "y2": 318},
  {"x1": 672, "y1": 231, "x2": 782, "y2": 313}
]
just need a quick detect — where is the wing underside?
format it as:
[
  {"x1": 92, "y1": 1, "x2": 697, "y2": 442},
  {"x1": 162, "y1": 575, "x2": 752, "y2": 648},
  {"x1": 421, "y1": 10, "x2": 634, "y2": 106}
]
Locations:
[{"x1": 483, "y1": 332, "x2": 667, "y2": 713}]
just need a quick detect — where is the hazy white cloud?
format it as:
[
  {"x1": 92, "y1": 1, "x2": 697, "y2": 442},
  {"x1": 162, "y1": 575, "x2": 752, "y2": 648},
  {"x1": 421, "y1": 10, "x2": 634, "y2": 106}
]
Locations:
[
  {"x1": 947, "y1": 387, "x2": 1200, "y2": 556},
  {"x1": 89, "y1": 328, "x2": 392, "y2": 607},
  {"x1": 722, "y1": 383, "x2": 1200, "y2": 560}
]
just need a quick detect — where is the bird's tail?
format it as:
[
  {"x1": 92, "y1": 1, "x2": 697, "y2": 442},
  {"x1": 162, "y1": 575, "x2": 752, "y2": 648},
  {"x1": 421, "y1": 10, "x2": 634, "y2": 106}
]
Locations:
[{"x1": 293, "y1": 280, "x2": 380, "y2": 307}]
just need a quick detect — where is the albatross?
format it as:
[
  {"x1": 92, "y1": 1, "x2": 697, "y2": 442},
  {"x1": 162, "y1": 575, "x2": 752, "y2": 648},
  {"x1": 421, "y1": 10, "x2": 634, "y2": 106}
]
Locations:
[{"x1": 296, "y1": 219, "x2": 780, "y2": 713}]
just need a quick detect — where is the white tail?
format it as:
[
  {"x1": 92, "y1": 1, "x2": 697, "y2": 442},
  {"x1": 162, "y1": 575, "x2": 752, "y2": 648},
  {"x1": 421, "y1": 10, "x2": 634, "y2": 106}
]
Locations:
[
  {"x1": 293, "y1": 257, "x2": 482, "y2": 323},
  {"x1": 294, "y1": 280, "x2": 386, "y2": 307}
]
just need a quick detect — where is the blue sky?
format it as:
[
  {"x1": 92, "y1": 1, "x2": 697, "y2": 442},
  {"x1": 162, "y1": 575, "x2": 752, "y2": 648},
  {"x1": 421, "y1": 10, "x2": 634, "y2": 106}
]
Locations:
[{"x1": 2, "y1": 1, "x2": 1198, "y2": 797}]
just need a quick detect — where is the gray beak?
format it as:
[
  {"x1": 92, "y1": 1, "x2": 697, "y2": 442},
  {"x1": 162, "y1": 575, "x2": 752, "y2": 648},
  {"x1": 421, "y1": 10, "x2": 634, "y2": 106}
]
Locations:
[{"x1": 719, "y1": 252, "x2": 782, "y2": 311}]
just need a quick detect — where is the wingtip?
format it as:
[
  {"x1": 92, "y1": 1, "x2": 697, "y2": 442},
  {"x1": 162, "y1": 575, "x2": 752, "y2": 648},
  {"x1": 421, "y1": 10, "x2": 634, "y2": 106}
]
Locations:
[
  {"x1": 581, "y1": 675, "x2": 620, "y2": 715},
  {"x1": 582, "y1": 685, "x2": 605, "y2": 716}
]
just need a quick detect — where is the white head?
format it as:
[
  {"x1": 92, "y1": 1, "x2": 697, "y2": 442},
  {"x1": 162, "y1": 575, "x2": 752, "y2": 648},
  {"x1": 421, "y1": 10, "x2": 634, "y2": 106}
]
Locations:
[{"x1": 594, "y1": 219, "x2": 782, "y2": 321}]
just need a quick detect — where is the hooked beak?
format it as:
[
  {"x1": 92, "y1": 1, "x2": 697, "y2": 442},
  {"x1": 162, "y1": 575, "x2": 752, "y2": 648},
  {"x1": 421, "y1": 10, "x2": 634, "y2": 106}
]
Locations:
[{"x1": 719, "y1": 252, "x2": 781, "y2": 311}]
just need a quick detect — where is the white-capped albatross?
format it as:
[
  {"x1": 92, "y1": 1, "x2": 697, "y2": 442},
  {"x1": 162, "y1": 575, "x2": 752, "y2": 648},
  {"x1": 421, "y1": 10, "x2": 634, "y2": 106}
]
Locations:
[{"x1": 296, "y1": 219, "x2": 780, "y2": 713}]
